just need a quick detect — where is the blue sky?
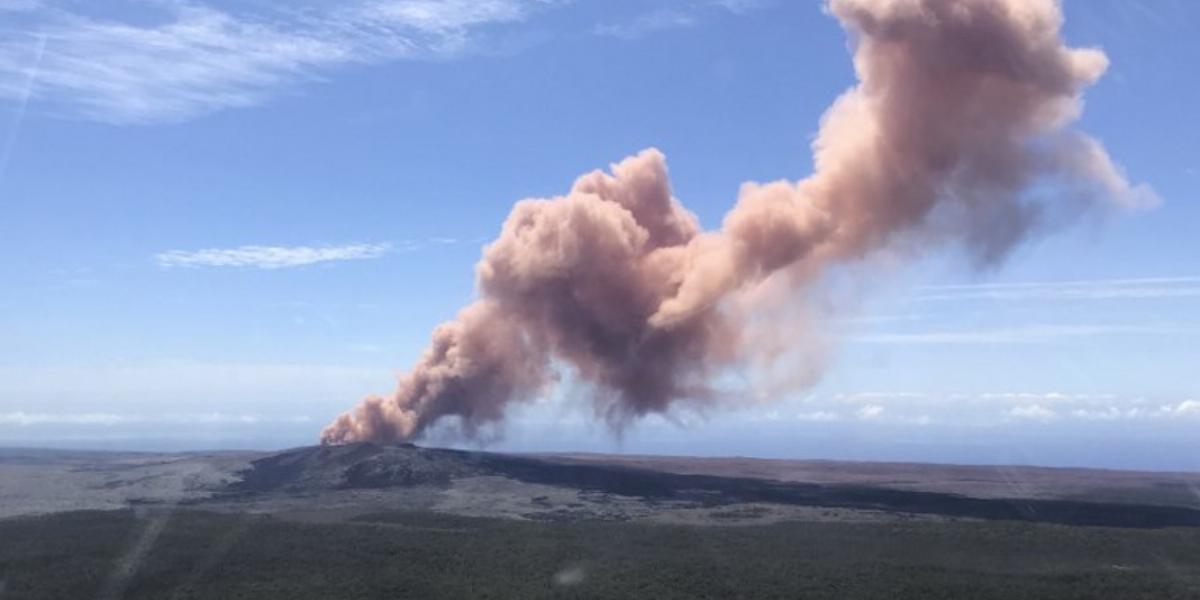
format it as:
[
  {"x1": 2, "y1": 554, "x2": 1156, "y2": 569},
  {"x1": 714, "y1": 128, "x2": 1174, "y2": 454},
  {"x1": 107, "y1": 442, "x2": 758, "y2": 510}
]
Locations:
[{"x1": 0, "y1": 0, "x2": 1197, "y2": 470}]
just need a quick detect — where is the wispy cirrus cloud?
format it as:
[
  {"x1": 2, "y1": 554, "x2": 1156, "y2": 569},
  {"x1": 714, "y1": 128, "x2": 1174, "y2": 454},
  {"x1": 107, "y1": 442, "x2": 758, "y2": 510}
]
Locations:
[
  {"x1": 0, "y1": 0, "x2": 560, "y2": 123},
  {"x1": 593, "y1": 0, "x2": 765, "y2": 40},
  {"x1": 709, "y1": 0, "x2": 769, "y2": 14},
  {"x1": 156, "y1": 242, "x2": 392, "y2": 269},
  {"x1": 849, "y1": 323, "x2": 1195, "y2": 345},
  {"x1": 155, "y1": 236, "x2": 476, "y2": 269},
  {"x1": 911, "y1": 276, "x2": 1200, "y2": 303},
  {"x1": 593, "y1": 9, "x2": 697, "y2": 39}
]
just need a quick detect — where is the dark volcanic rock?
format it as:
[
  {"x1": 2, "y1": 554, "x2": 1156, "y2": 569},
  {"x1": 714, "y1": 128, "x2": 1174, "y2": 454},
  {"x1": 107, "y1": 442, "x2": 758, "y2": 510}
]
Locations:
[
  {"x1": 225, "y1": 444, "x2": 1200, "y2": 529},
  {"x1": 230, "y1": 443, "x2": 487, "y2": 493}
]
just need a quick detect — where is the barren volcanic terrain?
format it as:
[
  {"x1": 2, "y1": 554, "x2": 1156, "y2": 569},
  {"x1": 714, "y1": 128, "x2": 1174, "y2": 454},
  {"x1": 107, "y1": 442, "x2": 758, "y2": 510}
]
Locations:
[
  {"x1": 3, "y1": 443, "x2": 1199, "y2": 526},
  {"x1": 3, "y1": 445, "x2": 1200, "y2": 599}
]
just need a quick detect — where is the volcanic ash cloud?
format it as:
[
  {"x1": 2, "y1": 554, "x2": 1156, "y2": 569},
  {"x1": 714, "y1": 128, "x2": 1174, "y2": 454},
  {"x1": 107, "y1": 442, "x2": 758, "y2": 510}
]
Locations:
[{"x1": 321, "y1": 0, "x2": 1154, "y2": 445}]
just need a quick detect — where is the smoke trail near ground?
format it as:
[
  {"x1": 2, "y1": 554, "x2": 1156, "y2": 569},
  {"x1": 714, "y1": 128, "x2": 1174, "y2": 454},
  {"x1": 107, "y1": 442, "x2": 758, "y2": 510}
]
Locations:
[{"x1": 321, "y1": 0, "x2": 1154, "y2": 445}]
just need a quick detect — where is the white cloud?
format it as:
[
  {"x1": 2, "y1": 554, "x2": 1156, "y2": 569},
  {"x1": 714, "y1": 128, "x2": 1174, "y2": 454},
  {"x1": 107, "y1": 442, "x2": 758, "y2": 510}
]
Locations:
[
  {"x1": 1168, "y1": 400, "x2": 1200, "y2": 416},
  {"x1": 156, "y1": 242, "x2": 391, "y2": 269},
  {"x1": 855, "y1": 404, "x2": 884, "y2": 420},
  {"x1": 777, "y1": 390, "x2": 1199, "y2": 428},
  {"x1": 1070, "y1": 406, "x2": 1148, "y2": 421},
  {"x1": 795, "y1": 410, "x2": 839, "y2": 422},
  {"x1": 0, "y1": 0, "x2": 555, "y2": 123},
  {"x1": 1060, "y1": 400, "x2": 1200, "y2": 421},
  {"x1": 360, "y1": 0, "x2": 534, "y2": 33},
  {"x1": 1008, "y1": 404, "x2": 1057, "y2": 422}
]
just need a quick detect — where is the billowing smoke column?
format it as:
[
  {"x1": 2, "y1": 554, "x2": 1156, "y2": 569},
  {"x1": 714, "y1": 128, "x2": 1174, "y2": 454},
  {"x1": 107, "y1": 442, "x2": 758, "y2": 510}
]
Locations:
[{"x1": 321, "y1": 0, "x2": 1153, "y2": 445}]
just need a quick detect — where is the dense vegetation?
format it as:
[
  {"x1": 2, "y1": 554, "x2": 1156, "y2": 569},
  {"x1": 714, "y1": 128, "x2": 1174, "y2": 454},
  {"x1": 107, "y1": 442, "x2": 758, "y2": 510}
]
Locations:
[{"x1": 2, "y1": 509, "x2": 1198, "y2": 599}]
